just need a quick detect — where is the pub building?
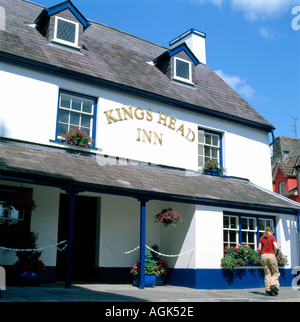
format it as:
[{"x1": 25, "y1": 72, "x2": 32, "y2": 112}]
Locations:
[{"x1": 0, "y1": 0, "x2": 299, "y2": 289}]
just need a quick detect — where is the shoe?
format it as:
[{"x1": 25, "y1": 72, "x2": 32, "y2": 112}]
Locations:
[
  {"x1": 270, "y1": 285, "x2": 279, "y2": 295},
  {"x1": 266, "y1": 290, "x2": 274, "y2": 296}
]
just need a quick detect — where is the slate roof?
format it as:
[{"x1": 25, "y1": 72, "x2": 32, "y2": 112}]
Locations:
[
  {"x1": 273, "y1": 156, "x2": 300, "y2": 178},
  {"x1": 0, "y1": 138, "x2": 299, "y2": 213},
  {"x1": 0, "y1": 0, "x2": 274, "y2": 131}
]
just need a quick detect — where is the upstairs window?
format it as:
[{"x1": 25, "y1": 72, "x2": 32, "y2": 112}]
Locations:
[
  {"x1": 174, "y1": 57, "x2": 192, "y2": 83},
  {"x1": 56, "y1": 90, "x2": 96, "y2": 142},
  {"x1": 198, "y1": 129, "x2": 222, "y2": 170},
  {"x1": 53, "y1": 16, "x2": 79, "y2": 48},
  {"x1": 279, "y1": 182, "x2": 285, "y2": 196}
]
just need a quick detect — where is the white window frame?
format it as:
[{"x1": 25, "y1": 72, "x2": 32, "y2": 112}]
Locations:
[
  {"x1": 174, "y1": 57, "x2": 193, "y2": 84},
  {"x1": 223, "y1": 215, "x2": 239, "y2": 250},
  {"x1": 198, "y1": 129, "x2": 221, "y2": 170},
  {"x1": 53, "y1": 16, "x2": 80, "y2": 48},
  {"x1": 279, "y1": 182, "x2": 285, "y2": 196},
  {"x1": 57, "y1": 91, "x2": 95, "y2": 141},
  {"x1": 241, "y1": 216, "x2": 257, "y2": 249}
]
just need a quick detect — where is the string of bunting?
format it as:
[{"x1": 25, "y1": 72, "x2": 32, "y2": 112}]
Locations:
[
  {"x1": 104, "y1": 243, "x2": 193, "y2": 258},
  {"x1": 0, "y1": 240, "x2": 68, "y2": 252}
]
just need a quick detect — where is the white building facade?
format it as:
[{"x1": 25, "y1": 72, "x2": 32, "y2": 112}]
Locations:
[{"x1": 0, "y1": 0, "x2": 299, "y2": 289}]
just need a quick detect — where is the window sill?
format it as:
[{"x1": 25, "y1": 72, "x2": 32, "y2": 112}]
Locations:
[{"x1": 49, "y1": 139, "x2": 101, "y2": 152}]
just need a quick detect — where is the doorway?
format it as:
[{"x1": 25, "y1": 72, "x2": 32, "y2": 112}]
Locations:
[{"x1": 56, "y1": 194, "x2": 99, "y2": 282}]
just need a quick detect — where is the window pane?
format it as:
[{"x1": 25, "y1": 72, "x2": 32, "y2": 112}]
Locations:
[
  {"x1": 61, "y1": 94, "x2": 71, "y2": 109},
  {"x1": 198, "y1": 144, "x2": 204, "y2": 156},
  {"x1": 230, "y1": 230, "x2": 237, "y2": 243},
  {"x1": 205, "y1": 146, "x2": 210, "y2": 157},
  {"x1": 230, "y1": 217, "x2": 237, "y2": 229},
  {"x1": 176, "y1": 60, "x2": 190, "y2": 80},
  {"x1": 259, "y1": 219, "x2": 265, "y2": 231},
  {"x1": 205, "y1": 134, "x2": 211, "y2": 145},
  {"x1": 267, "y1": 220, "x2": 273, "y2": 228},
  {"x1": 249, "y1": 218, "x2": 255, "y2": 230},
  {"x1": 57, "y1": 19, "x2": 76, "y2": 43},
  {"x1": 198, "y1": 131, "x2": 205, "y2": 144},
  {"x1": 82, "y1": 99, "x2": 93, "y2": 114},
  {"x1": 212, "y1": 147, "x2": 218, "y2": 159},
  {"x1": 59, "y1": 110, "x2": 69, "y2": 123},
  {"x1": 248, "y1": 232, "x2": 255, "y2": 244},
  {"x1": 198, "y1": 156, "x2": 204, "y2": 168},
  {"x1": 212, "y1": 135, "x2": 219, "y2": 147},
  {"x1": 70, "y1": 113, "x2": 80, "y2": 126},
  {"x1": 57, "y1": 123, "x2": 68, "y2": 136},
  {"x1": 223, "y1": 230, "x2": 228, "y2": 242},
  {"x1": 71, "y1": 97, "x2": 82, "y2": 111},
  {"x1": 241, "y1": 217, "x2": 247, "y2": 230},
  {"x1": 223, "y1": 216, "x2": 229, "y2": 228},
  {"x1": 242, "y1": 231, "x2": 247, "y2": 244},
  {"x1": 81, "y1": 114, "x2": 91, "y2": 128}
]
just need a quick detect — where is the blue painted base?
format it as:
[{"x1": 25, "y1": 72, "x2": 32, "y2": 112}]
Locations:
[{"x1": 168, "y1": 268, "x2": 295, "y2": 289}]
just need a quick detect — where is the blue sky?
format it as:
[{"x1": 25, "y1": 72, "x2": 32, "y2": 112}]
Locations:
[{"x1": 36, "y1": 0, "x2": 300, "y2": 140}]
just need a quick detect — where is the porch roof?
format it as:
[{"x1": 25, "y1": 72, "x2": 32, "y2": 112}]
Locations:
[{"x1": 0, "y1": 138, "x2": 299, "y2": 214}]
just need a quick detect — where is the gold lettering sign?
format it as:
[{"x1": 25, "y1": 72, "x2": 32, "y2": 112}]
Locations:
[{"x1": 103, "y1": 106, "x2": 195, "y2": 145}]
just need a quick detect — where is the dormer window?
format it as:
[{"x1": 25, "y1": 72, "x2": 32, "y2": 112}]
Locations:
[
  {"x1": 153, "y1": 43, "x2": 198, "y2": 86},
  {"x1": 174, "y1": 57, "x2": 192, "y2": 83},
  {"x1": 53, "y1": 16, "x2": 79, "y2": 48},
  {"x1": 34, "y1": 1, "x2": 91, "y2": 51}
]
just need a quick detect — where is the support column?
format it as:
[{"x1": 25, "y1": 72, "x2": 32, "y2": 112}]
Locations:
[
  {"x1": 65, "y1": 190, "x2": 77, "y2": 289},
  {"x1": 139, "y1": 199, "x2": 148, "y2": 289}
]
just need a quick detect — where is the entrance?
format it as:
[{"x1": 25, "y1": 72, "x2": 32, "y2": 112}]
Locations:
[{"x1": 56, "y1": 194, "x2": 99, "y2": 282}]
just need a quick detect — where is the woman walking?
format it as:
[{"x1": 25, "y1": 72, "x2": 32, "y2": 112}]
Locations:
[{"x1": 257, "y1": 226, "x2": 281, "y2": 296}]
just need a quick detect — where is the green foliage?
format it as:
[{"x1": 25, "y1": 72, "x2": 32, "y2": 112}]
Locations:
[{"x1": 221, "y1": 244, "x2": 288, "y2": 270}]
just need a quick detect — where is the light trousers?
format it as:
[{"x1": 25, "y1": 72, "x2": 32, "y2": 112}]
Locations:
[{"x1": 261, "y1": 253, "x2": 280, "y2": 291}]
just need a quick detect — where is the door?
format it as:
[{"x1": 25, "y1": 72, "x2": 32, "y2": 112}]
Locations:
[{"x1": 56, "y1": 194, "x2": 99, "y2": 282}]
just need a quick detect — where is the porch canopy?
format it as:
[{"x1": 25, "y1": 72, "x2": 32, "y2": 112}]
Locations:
[{"x1": 0, "y1": 138, "x2": 299, "y2": 288}]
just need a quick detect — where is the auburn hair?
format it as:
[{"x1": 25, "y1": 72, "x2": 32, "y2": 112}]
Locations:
[{"x1": 263, "y1": 226, "x2": 274, "y2": 238}]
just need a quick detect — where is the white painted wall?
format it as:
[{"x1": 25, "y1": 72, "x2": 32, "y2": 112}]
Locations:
[
  {"x1": 195, "y1": 205, "x2": 224, "y2": 269},
  {"x1": 0, "y1": 62, "x2": 273, "y2": 189},
  {"x1": 0, "y1": 181, "x2": 60, "y2": 266},
  {"x1": 277, "y1": 214, "x2": 299, "y2": 268}
]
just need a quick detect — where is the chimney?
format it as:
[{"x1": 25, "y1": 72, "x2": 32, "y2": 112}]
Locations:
[{"x1": 169, "y1": 28, "x2": 206, "y2": 65}]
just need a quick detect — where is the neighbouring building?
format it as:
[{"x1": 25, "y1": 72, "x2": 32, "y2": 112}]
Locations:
[
  {"x1": 0, "y1": 0, "x2": 299, "y2": 289},
  {"x1": 273, "y1": 156, "x2": 300, "y2": 203}
]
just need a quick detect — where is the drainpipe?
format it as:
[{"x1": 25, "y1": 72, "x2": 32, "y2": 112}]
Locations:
[{"x1": 269, "y1": 129, "x2": 275, "y2": 146}]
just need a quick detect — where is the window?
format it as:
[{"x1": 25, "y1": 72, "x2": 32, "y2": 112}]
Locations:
[
  {"x1": 279, "y1": 182, "x2": 285, "y2": 196},
  {"x1": 223, "y1": 215, "x2": 239, "y2": 250},
  {"x1": 241, "y1": 217, "x2": 256, "y2": 249},
  {"x1": 198, "y1": 129, "x2": 221, "y2": 169},
  {"x1": 56, "y1": 91, "x2": 96, "y2": 141},
  {"x1": 53, "y1": 16, "x2": 79, "y2": 47},
  {"x1": 0, "y1": 186, "x2": 33, "y2": 227},
  {"x1": 174, "y1": 57, "x2": 192, "y2": 83},
  {"x1": 0, "y1": 202, "x2": 23, "y2": 224},
  {"x1": 223, "y1": 213, "x2": 275, "y2": 252},
  {"x1": 258, "y1": 218, "x2": 274, "y2": 238}
]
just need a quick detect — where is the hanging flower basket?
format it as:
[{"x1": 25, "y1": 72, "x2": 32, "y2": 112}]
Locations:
[
  {"x1": 3, "y1": 192, "x2": 36, "y2": 214},
  {"x1": 154, "y1": 208, "x2": 184, "y2": 228}
]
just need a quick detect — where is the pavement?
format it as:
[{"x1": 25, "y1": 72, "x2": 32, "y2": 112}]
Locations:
[{"x1": 0, "y1": 283, "x2": 300, "y2": 302}]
